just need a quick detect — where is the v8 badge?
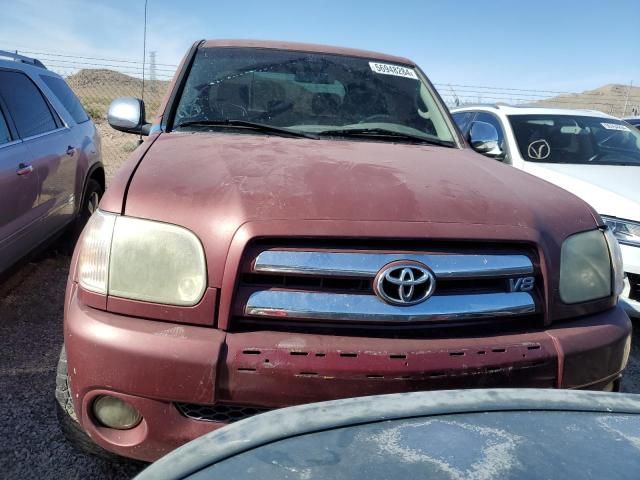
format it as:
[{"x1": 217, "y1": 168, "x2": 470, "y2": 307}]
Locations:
[{"x1": 509, "y1": 276, "x2": 535, "y2": 292}]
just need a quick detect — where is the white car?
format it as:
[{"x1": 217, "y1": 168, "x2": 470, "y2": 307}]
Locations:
[{"x1": 451, "y1": 105, "x2": 640, "y2": 317}]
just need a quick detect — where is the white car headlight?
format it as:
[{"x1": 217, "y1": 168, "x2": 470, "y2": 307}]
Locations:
[
  {"x1": 559, "y1": 229, "x2": 620, "y2": 303},
  {"x1": 77, "y1": 210, "x2": 207, "y2": 306},
  {"x1": 604, "y1": 226, "x2": 625, "y2": 297},
  {"x1": 601, "y1": 216, "x2": 640, "y2": 247}
]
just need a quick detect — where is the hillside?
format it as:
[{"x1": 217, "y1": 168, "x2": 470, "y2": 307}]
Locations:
[
  {"x1": 534, "y1": 83, "x2": 640, "y2": 117},
  {"x1": 66, "y1": 69, "x2": 170, "y2": 120},
  {"x1": 65, "y1": 69, "x2": 172, "y2": 177}
]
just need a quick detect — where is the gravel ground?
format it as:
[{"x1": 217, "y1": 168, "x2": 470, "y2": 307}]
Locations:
[
  {"x1": 1, "y1": 239, "x2": 639, "y2": 479},
  {"x1": 0, "y1": 242, "x2": 143, "y2": 479}
]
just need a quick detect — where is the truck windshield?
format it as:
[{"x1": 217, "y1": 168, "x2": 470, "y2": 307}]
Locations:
[
  {"x1": 509, "y1": 114, "x2": 640, "y2": 166},
  {"x1": 173, "y1": 47, "x2": 455, "y2": 144}
]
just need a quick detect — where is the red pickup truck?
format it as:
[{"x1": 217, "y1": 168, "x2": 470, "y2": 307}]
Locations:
[{"x1": 56, "y1": 40, "x2": 631, "y2": 462}]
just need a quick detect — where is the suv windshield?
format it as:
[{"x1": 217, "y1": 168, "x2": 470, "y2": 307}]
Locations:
[
  {"x1": 173, "y1": 47, "x2": 455, "y2": 144},
  {"x1": 509, "y1": 114, "x2": 640, "y2": 166}
]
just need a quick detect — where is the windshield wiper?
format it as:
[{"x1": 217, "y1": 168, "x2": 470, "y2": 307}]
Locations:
[
  {"x1": 174, "y1": 119, "x2": 319, "y2": 139},
  {"x1": 316, "y1": 127, "x2": 455, "y2": 147}
]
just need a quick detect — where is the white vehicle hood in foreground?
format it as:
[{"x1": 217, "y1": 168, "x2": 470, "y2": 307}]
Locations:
[{"x1": 522, "y1": 162, "x2": 640, "y2": 222}]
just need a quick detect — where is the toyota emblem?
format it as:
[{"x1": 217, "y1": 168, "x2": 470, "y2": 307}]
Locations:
[{"x1": 374, "y1": 261, "x2": 436, "y2": 306}]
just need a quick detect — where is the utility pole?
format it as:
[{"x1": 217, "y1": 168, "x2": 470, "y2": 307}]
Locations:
[
  {"x1": 149, "y1": 51, "x2": 157, "y2": 82},
  {"x1": 622, "y1": 80, "x2": 633, "y2": 117},
  {"x1": 448, "y1": 84, "x2": 460, "y2": 107}
]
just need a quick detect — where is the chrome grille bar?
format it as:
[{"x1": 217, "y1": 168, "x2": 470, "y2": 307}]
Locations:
[
  {"x1": 245, "y1": 291, "x2": 536, "y2": 323},
  {"x1": 253, "y1": 251, "x2": 533, "y2": 279}
]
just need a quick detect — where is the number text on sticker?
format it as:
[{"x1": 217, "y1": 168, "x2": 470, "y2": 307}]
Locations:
[{"x1": 369, "y1": 62, "x2": 418, "y2": 80}]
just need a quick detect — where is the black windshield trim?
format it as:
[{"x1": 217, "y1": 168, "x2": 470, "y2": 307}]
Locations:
[
  {"x1": 317, "y1": 127, "x2": 455, "y2": 147},
  {"x1": 174, "y1": 119, "x2": 320, "y2": 139}
]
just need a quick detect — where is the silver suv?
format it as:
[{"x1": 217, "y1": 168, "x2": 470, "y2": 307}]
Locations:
[{"x1": 0, "y1": 51, "x2": 104, "y2": 274}]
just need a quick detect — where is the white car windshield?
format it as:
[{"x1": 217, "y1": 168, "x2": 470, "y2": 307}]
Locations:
[{"x1": 509, "y1": 114, "x2": 640, "y2": 166}]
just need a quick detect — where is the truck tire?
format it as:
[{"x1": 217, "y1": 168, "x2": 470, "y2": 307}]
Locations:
[{"x1": 55, "y1": 346, "x2": 132, "y2": 463}]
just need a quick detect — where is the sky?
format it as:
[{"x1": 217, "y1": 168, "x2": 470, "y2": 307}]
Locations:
[{"x1": 1, "y1": 0, "x2": 638, "y2": 95}]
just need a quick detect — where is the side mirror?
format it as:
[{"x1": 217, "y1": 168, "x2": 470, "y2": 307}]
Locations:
[
  {"x1": 469, "y1": 121, "x2": 504, "y2": 158},
  {"x1": 107, "y1": 97, "x2": 151, "y2": 135}
]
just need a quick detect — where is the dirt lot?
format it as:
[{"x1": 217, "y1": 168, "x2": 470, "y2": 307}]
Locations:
[{"x1": 0, "y1": 244, "x2": 143, "y2": 479}]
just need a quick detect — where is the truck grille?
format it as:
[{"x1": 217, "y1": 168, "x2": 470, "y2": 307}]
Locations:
[
  {"x1": 176, "y1": 403, "x2": 271, "y2": 423},
  {"x1": 233, "y1": 242, "x2": 541, "y2": 331}
]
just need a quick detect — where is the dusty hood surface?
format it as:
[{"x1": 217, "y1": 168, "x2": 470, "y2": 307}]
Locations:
[
  {"x1": 120, "y1": 132, "x2": 598, "y2": 286},
  {"x1": 522, "y1": 162, "x2": 640, "y2": 222},
  {"x1": 125, "y1": 132, "x2": 594, "y2": 224}
]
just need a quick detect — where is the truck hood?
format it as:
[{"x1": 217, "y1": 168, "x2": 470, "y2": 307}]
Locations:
[
  {"x1": 119, "y1": 132, "x2": 597, "y2": 286},
  {"x1": 522, "y1": 162, "x2": 640, "y2": 222}
]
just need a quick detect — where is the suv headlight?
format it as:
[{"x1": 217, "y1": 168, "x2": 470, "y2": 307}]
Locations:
[
  {"x1": 77, "y1": 210, "x2": 207, "y2": 306},
  {"x1": 559, "y1": 229, "x2": 623, "y2": 303},
  {"x1": 601, "y1": 216, "x2": 640, "y2": 247}
]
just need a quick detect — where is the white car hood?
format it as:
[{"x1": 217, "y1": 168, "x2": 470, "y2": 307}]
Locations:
[{"x1": 522, "y1": 162, "x2": 640, "y2": 222}]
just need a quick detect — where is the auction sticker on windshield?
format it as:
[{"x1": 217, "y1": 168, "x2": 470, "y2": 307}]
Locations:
[
  {"x1": 369, "y1": 61, "x2": 418, "y2": 80},
  {"x1": 601, "y1": 123, "x2": 630, "y2": 131}
]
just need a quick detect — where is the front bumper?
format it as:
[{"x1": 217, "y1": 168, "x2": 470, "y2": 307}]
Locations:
[{"x1": 65, "y1": 286, "x2": 631, "y2": 462}]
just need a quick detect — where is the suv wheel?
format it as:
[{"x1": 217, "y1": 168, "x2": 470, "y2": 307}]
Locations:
[
  {"x1": 76, "y1": 178, "x2": 104, "y2": 232},
  {"x1": 55, "y1": 346, "x2": 132, "y2": 463},
  {"x1": 65, "y1": 178, "x2": 104, "y2": 252}
]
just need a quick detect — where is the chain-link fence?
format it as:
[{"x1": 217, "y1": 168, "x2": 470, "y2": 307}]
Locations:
[
  {"x1": 438, "y1": 83, "x2": 640, "y2": 118},
  {"x1": 4, "y1": 47, "x2": 639, "y2": 179},
  {"x1": 5, "y1": 48, "x2": 177, "y2": 179},
  {"x1": 65, "y1": 68, "x2": 173, "y2": 178}
]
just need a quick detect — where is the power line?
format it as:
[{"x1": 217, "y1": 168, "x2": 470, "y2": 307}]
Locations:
[
  {"x1": 437, "y1": 87, "x2": 640, "y2": 102},
  {"x1": 434, "y1": 83, "x2": 626, "y2": 97},
  {"x1": 3, "y1": 47, "x2": 178, "y2": 68},
  {"x1": 445, "y1": 95, "x2": 635, "y2": 109},
  {"x1": 434, "y1": 83, "x2": 640, "y2": 100},
  {"x1": 24, "y1": 56, "x2": 176, "y2": 73},
  {"x1": 5, "y1": 44, "x2": 638, "y2": 113},
  {"x1": 41, "y1": 62, "x2": 174, "y2": 79}
]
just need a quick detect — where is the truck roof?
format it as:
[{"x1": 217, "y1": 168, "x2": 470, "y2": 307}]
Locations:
[{"x1": 200, "y1": 39, "x2": 415, "y2": 66}]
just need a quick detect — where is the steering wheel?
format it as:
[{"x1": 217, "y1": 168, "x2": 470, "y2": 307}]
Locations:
[
  {"x1": 212, "y1": 102, "x2": 249, "y2": 119},
  {"x1": 255, "y1": 100, "x2": 294, "y2": 121},
  {"x1": 358, "y1": 114, "x2": 394, "y2": 124}
]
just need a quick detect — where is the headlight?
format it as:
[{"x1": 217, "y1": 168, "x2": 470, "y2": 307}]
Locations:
[
  {"x1": 601, "y1": 216, "x2": 640, "y2": 247},
  {"x1": 78, "y1": 210, "x2": 207, "y2": 306},
  {"x1": 559, "y1": 229, "x2": 618, "y2": 303}
]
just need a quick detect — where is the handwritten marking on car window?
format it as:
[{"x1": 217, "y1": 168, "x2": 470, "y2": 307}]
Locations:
[
  {"x1": 527, "y1": 139, "x2": 551, "y2": 160},
  {"x1": 601, "y1": 123, "x2": 630, "y2": 132}
]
